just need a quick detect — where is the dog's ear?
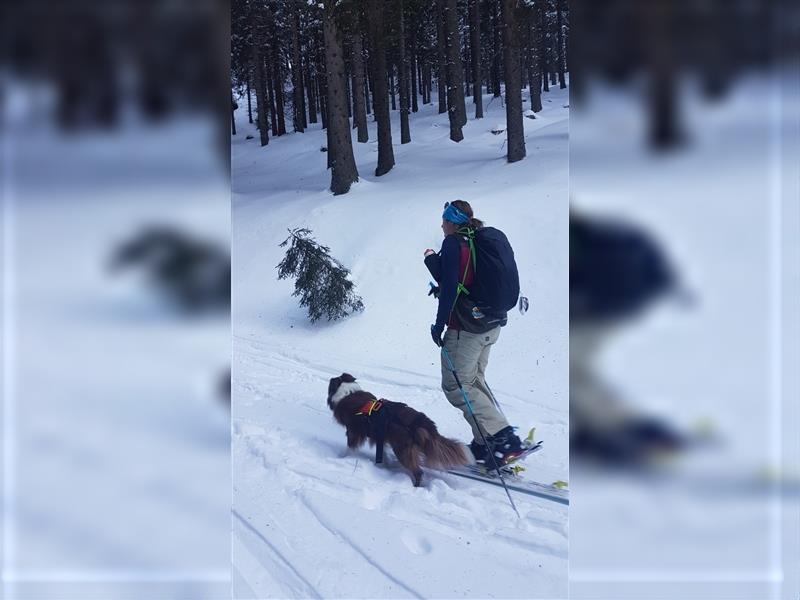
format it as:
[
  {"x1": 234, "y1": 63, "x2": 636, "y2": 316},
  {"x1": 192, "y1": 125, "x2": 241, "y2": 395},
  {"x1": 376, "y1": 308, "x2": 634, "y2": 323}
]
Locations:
[
  {"x1": 327, "y1": 376, "x2": 342, "y2": 398},
  {"x1": 340, "y1": 373, "x2": 356, "y2": 383}
]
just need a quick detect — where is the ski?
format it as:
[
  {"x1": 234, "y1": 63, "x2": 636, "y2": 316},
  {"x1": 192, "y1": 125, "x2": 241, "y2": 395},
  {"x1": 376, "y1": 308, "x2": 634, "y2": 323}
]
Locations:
[
  {"x1": 441, "y1": 440, "x2": 569, "y2": 506},
  {"x1": 445, "y1": 464, "x2": 570, "y2": 505}
]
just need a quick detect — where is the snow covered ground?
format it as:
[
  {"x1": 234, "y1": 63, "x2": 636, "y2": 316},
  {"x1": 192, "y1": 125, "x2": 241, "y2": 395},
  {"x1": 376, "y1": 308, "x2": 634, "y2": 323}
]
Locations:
[
  {"x1": 232, "y1": 88, "x2": 569, "y2": 598},
  {"x1": 569, "y1": 74, "x2": 800, "y2": 599}
]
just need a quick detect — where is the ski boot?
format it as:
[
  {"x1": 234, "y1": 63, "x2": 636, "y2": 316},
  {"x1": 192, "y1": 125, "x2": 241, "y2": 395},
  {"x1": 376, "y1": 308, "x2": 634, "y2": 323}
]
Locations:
[{"x1": 483, "y1": 426, "x2": 526, "y2": 470}]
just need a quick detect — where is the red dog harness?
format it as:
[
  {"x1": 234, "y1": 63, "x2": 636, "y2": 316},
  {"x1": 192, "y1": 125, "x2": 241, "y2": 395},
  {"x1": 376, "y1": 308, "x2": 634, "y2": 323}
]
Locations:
[{"x1": 355, "y1": 399, "x2": 383, "y2": 417}]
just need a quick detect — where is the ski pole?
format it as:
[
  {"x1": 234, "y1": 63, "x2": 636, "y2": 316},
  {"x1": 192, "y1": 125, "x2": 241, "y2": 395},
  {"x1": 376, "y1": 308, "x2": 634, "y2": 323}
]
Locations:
[
  {"x1": 483, "y1": 380, "x2": 506, "y2": 418},
  {"x1": 441, "y1": 347, "x2": 520, "y2": 518}
]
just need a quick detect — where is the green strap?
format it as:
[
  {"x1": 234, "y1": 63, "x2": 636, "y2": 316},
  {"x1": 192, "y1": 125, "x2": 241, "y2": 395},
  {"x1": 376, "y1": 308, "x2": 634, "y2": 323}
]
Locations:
[{"x1": 449, "y1": 228, "x2": 476, "y2": 318}]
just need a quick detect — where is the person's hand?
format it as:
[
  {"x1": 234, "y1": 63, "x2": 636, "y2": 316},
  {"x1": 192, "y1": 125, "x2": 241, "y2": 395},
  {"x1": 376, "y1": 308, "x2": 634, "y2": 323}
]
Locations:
[
  {"x1": 430, "y1": 324, "x2": 444, "y2": 347},
  {"x1": 424, "y1": 249, "x2": 436, "y2": 258},
  {"x1": 428, "y1": 285, "x2": 440, "y2": 299}
]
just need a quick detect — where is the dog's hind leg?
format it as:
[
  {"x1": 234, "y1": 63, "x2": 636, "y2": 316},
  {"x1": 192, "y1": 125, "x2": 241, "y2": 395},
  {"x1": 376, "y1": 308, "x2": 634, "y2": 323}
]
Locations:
[{"x1": 393, "y1": 441, "x2": 424, "y2": 487}]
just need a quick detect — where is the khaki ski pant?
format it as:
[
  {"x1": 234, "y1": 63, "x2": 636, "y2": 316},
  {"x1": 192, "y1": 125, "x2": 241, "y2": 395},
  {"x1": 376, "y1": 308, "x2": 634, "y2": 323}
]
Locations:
[{"x1": 441, "y1": 326, "x2": 509, "y2": 442}]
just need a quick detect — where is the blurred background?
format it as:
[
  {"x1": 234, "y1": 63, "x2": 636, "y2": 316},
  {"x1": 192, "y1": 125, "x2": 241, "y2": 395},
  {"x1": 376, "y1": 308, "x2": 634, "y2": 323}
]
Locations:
[
  {"x1": 3, "y1": 1, "x2": 231, "y2": 599},
  {"x1": 569, "y1": 0, "x2": 800, "y2": 598},
  {"x1": 2, "y1": 0, "x2": 800, "y2": 598}
]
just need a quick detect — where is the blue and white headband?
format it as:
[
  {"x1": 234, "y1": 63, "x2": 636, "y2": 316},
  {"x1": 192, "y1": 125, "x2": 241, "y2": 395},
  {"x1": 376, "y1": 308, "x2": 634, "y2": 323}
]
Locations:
[{"x1": 442, "y1": 202, "x2": 469, "y2": 225}]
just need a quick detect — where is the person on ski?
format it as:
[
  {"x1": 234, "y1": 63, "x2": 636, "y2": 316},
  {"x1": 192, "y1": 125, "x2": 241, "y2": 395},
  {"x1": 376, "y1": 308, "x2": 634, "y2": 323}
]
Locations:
[{"x1": 424, "y1": 200, "x2": 525, "y2": 468}]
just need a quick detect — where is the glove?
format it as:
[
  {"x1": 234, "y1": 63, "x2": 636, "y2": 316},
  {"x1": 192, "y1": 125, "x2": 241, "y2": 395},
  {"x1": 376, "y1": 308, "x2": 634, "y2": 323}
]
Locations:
[
  {"x1": 430, "y1": 324, "x2": 444, "y2": 347},
  {"x1": 428, "y1": 285, "x2": 440, "y2": 299}
]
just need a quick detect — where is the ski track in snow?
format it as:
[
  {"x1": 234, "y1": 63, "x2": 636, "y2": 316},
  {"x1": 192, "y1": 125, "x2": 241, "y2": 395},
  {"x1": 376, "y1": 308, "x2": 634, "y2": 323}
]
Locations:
[
  {"x1": 233, "y1": 339, "x2": 568, "y2": 599},
  {"x1": 233, "y1": 510, "x2": 324, "y2": 600}
]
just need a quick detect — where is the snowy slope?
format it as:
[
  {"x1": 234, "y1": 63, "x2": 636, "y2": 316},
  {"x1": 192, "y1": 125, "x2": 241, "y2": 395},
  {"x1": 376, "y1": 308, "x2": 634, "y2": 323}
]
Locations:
[{"x1": 232, "y1": 88, "x2": 569, "y2": 598}]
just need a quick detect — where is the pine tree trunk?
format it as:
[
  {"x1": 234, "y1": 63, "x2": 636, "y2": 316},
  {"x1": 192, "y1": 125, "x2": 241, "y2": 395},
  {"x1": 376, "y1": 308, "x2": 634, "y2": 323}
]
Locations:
[
  {"x1": 231, "y1": 90, "x2": 237, "y2": 135},
  {"x1": 345, "y1": 66, "x2": 352, "y2": 118},
  {"x1": 246, "y1": 74, "x2": 253, "y2": 123},
  {"x1": 410, "y1": 32, "x2": 419, "y2": 113},
  {"x1": 291, "y1": 0, "x2": 305, "y2": 132},
  {"x1": 316, "y1": 30, "x2": 328, "y2": 129},
  {"x1": 424, "y1": 60, "x2": 432, "y2": 104},
  {"x1": 539, "y1": 3, "x2": 549, "y2": 94},
  {"x1": 300, "y1": 55, "x2": 308, "y2": 128},
  {"x1": 364, "y1": 60, "x2": 372, "y2": 115},
  {"x1": 367, "y1": 0, "x2": 395, "y2": 176},
  {"x1": 306, "y1": 63, "x2": 318, "y2": 124},
  {"x1": 529, "y1": 5, "x2": 543, "y2": 113},
  {"x1": 444, "y1": 0, "x2": 467, "y2": 142},
  {"x1": 389, "y1": 65, "x2": 397, "y2": 110},
  {"x1": 556, "y1": 0, "x2": 566, "y2": 89},
  {"x1": 643, "y1": 0, "x2": 682, "y2": 149},
  {"x1": 470, "y1": 0, "x2": 483, "y2": 118},
  {"x1": 398, "y1": 0, "x2": 411, "y2": 143},
  {"x1": 250, "y1": 13, "x2": 269, "y2": 146},
  {"x1": 491, "y1": 0, "x2": 501, "y2": 97},
  {"x1": 351, "y1": 30, "x2": 369, "y2": 142},
  {"x1": 323, "y1": 0, "x2": 359, "y2": 194},
  {"x1": 266, "y1": 55, "x2": 278, "y2": 136},
  {"x1": 436, "y1": 0, "x2": 448, "y2": 114},
  {"x1": 501, "y1": 0, "x2": 525, "y2": 162},
  {"x1": 269, "y1": 7, "x2": 286, "y2": 135}
]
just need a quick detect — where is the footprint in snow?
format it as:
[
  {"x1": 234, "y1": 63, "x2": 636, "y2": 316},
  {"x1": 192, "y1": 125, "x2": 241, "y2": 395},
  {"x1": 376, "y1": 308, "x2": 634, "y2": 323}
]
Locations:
[{"x1": 400, "y1": 529, "x2": 433, "y2": 556}]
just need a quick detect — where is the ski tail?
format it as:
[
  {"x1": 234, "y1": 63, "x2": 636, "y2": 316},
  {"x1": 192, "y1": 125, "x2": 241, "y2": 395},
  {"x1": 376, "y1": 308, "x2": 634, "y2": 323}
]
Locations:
[{"x1": 416, "y1": 427, "x2": 470, "y2": 469}]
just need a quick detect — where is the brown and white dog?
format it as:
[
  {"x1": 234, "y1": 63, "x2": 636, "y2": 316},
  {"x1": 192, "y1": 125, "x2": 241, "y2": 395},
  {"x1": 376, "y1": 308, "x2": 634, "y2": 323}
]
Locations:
[{"x1": 327, "y1": 373, "x2": 469, "y2": 486}]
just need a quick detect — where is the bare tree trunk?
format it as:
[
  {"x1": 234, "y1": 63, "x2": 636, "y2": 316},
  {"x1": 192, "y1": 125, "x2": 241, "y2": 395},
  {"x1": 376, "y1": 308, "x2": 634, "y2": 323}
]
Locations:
[
  {"x1": 351, "y1": 29, "x2": 369, "y2": 142},
  {"x1": 367, "y1": 0, "x2": 395, "y2": 175},
  {"x1": 470, "y1": 0, "x2": 483, "y2": 118},
  {"x1": 398, "y1": 0, "x2": 411, "y2": 143},
  {"x1": 501, "y1": 0, "x2": 525, "y2": 162},
  {"x1": 444, "y1": 0, "x2": 467, "y2": 142},
  {"x1": 323, "y1": 0, "x2": 359, "y2": 194},
  {"x1": 291, "y1": 0, "x2": 305, "y2": 132},
  {"x1": 436, "y1": 0, "x2": 448, "y2": 113}
]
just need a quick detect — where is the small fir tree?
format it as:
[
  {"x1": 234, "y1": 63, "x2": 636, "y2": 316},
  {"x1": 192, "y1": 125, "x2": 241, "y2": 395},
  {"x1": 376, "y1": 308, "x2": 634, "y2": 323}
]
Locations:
[{"x1": 277, "y1": 228, "x2": 364, "y2": 323}]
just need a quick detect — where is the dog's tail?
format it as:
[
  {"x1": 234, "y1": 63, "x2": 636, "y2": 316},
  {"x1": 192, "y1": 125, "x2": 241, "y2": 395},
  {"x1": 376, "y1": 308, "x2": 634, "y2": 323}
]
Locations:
[{"x1": 416, "y1": 427, "x2": 470, "y2": 469}]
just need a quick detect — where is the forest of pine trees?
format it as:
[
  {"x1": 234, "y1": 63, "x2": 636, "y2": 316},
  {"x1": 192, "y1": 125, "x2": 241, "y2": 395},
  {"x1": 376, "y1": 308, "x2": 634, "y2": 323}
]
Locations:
[{"x1": 231, "y1": 0, "x2": 570, "y2": 195}]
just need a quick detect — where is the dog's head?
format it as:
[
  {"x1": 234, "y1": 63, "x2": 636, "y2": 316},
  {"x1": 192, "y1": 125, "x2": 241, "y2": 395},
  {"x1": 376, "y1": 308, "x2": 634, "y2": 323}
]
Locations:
[{"x1": 327, "y1": 373, "x2": 361, "y2": 409}]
